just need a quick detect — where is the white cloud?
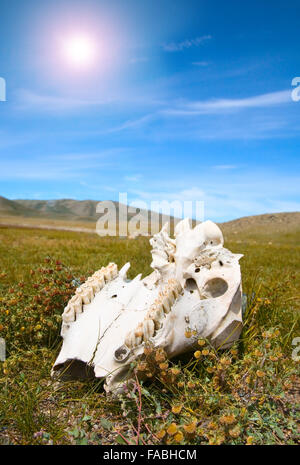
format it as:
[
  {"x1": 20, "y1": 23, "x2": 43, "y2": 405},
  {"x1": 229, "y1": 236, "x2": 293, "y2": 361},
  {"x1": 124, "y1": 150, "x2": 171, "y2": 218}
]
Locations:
[
  {"x1": 164, "y1": 90, "x2": 291, "y2": 116},
  {"x1": 192, "y1": 61, "x2": 210, "y2": 66},
  {"x1": 163, "y1": 35, "x2": 212, "y2": 52},
  {"x1": 129, "y1": 57, "x2": 148, "y2": 64},
  {"x1": 124, "y1": 174, "x2": 143, "y2": 182},
  {"x1": 213, "y1": 165, "x2": 238, "y2": 170},
  {"x1": 15, "y1": 89, "x2": 110, "y2": 112}
]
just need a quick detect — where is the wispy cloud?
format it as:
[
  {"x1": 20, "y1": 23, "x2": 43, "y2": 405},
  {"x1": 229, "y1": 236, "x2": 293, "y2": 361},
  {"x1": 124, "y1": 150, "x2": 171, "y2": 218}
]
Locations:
[
  {"x1": 15, "y1": 89, "x2": 111, "y2": 112},
  {"x1": 164, "y1": 90, "x2": 291, "y2": 116},
  {"x1": 124, "y1": 174, "x2": 143, "y2": 182},
  {"x1": 0, "y1": 150, "x2": 122, "y2": 180},
  {"x1": 163, "y1": 35, "x2": 212, "y2": 52},
  {"x1": 129, "y1": 57, "x2": 148, "y2": 64},
  {"x1": 100, "y1": 113, "x2": 157, "y2": 134},
  {"x1": 213, "y1": 164, "x2": 238, "y2": 170},
  {"x1": 98, "y1": 89, "x2": 293, "y2": 140},
  {"x1": 192, "y1": 61, "x2": 210, "y2": 67}
]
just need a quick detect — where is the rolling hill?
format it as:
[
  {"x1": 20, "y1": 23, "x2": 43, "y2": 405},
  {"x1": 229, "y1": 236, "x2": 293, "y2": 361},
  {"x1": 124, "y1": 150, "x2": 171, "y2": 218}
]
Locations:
[{"x1": 0, "y1": 195, "x2": 299, "y2": 238}]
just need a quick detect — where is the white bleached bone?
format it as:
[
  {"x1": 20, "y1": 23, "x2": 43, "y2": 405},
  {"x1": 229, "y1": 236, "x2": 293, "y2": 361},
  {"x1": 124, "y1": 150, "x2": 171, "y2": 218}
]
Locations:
[{"x1": 53, "y1": 220, "x2": 243, "y2": 394}]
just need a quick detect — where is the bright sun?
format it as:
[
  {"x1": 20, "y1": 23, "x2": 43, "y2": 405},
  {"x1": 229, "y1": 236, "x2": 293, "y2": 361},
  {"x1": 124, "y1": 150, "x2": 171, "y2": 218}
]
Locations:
[{"x1": 62, "y1": 35, "x2": 96, "y2": 68}]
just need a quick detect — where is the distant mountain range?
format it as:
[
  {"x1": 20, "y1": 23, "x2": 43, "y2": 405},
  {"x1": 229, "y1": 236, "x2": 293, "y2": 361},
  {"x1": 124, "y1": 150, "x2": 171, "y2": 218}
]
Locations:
[
  {"x1": 0, "y1": 195, "x2": 299, "y2": 235},
  {"x1": 0, "y1": 196, "x2": 118, "y2": 221}
]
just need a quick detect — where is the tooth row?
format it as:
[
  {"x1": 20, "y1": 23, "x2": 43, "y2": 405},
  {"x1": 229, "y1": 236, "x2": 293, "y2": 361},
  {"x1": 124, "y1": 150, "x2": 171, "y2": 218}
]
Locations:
[
  {"x1": 62, "y1": 263, "x2": 118, "y2": 323},
  {"x1": 124, "y1": 279, "x2": 182, "y2": 349}
]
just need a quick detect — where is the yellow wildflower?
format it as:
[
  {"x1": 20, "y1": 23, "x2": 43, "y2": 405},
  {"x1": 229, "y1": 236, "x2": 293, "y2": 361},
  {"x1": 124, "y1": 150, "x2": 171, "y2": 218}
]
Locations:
[
  {"x1": 207, "y1": 421, "x2": 217, "y2": 430},
  {"x1": 156, "y1": 429, "x2": 166, "y2": 439},
  {"x1": 219, "y1": 414, "x2": 236, "y2": 425},
  {"x1": 183, "y1": 421, "x2": 197, "y2": 434},
  {"x1": 254, "y1": 350, "x2": 263, "y2": 357},
  {"x1": 229, "y1": 426, "x2": 241, "y2": 438},
  {"x1": 172, "y1": 405, "x2": 182, "y2": 414},
  {"x1": 220, "y1": 357, "x2": 231, "y2": 365},
  {"x1": 170, "y1": 367, "x2": 180, "y2": 376},
  {"x1": 159, "y1": 362, "x2": 168, "y2": 370},
  {"x1": 246, "y1": 436, "x2": 254, "y2": 445},
  {"x1": 155, "y1": 349, "x2": 166, "y2": 363},
  {"x1": 137, "y1": 362, "x2": 147, "y2": 371},
  {"x1": 187, "y1": 381, "x2": 195, "y2": 389},
  {"x1": 174, "y1": 432, "x2": 184, "y2": 442},
  {"x1": 194, "y1": 351, "x2": 201, "y2": 359},
  {"x1": 167, "y1": 423, "x2": 178, "y2": 435}
]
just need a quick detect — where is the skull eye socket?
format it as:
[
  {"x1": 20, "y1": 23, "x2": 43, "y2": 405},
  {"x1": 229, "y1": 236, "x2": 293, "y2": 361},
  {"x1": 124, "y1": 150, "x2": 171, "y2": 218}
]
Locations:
[
  {"x1": 202, "y1": 278, "x2": 228, "y2": 298},
  {"x1": 114, "y1": 345, "x2": 130, "y2": 363}
]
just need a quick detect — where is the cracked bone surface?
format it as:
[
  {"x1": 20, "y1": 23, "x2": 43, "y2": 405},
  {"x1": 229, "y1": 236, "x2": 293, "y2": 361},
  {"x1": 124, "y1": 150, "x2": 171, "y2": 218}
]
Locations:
[{"x1": 52, "y1": 219, "x2": 243, "y2": 394}]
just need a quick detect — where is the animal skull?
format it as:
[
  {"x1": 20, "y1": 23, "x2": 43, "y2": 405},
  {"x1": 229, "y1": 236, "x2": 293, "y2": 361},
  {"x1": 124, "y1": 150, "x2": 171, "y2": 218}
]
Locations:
[{"x1": 52, "y1": 219, "x2": 243, "y2": 394}]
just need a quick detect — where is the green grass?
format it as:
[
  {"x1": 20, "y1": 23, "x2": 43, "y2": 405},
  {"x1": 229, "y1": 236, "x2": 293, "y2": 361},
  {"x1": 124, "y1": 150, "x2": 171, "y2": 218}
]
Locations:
[{"x1": 0, "y1": 226, "x2": 299, "y2": 445}]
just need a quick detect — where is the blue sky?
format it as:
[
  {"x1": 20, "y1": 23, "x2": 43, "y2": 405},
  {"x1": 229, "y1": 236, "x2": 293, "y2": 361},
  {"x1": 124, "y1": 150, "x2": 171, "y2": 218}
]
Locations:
[{"x1": 0, "y1": 0, "x2": 299, "y2": 221}]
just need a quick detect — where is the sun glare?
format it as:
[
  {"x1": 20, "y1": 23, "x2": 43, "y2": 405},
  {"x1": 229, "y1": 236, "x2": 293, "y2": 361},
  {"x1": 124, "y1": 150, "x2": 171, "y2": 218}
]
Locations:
[{"x1": 62, "y1": 35, "x2": 96, "y2": 68}]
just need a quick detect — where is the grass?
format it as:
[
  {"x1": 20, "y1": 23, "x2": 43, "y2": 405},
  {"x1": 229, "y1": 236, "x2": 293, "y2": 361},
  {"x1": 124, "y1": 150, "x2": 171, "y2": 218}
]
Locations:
[{"x1": 0, "y1": 225, "x2": 299, "y2": 445}]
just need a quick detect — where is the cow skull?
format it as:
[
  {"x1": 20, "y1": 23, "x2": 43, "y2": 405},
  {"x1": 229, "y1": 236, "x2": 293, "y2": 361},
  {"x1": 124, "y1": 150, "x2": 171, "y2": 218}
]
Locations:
[{"x1": 52, "y1": 219, "x2": 243, "y2": 394}]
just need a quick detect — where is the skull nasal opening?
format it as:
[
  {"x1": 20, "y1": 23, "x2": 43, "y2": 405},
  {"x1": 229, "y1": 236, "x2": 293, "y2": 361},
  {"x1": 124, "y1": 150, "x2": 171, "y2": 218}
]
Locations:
[{"x1": 185, "y1": 278, "x2": 199, "y2": 295}]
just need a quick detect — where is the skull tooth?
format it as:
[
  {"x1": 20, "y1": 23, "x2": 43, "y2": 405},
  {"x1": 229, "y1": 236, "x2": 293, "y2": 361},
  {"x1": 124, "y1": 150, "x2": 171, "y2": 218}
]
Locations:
[
  {"x1": 147, "y1": 306, "x2": 164, "y2": 329},
  {"x1": 81, "y1": 283, "x2": 95, "y2": 299},
  {"x1": 75, "y1": 287, "x2": 92, "y2": 305},
  {"x1": 143, "y1": 319, "x2": 155, "y2": 341},
  {"x1": 168, "y1": 279, "x2": 182, "y2": 298},
  {"x1": 125, "y1": 332, "x2": 134, "y2": 348},
  {"x1": 87, "y1": 277, "x2": 102, "y2": 293},
  {"x1": 70, "y1": 295, "x2": 83, "y2": 314},
  {"x1": 167, "y1": 290, "x2": 175, "y2": 305},
  {"x1": 93, "y1": 272, "x2": 105, "y2": 288},
  {"x1": 103, "y1": 263, "x2": 118, "y2": 281},
  {"x1": 125, "y1": 331, "x2": 142, "y2": 348},
  {"x1": 62, "y1": 304, "x2": 75, "y2": 323},
  {"x1": 134, "y1": 323, "x2": 144, "y2": 338},
  {"x1": 161, "y1": 296, "x2": 171, "y2": 313}
]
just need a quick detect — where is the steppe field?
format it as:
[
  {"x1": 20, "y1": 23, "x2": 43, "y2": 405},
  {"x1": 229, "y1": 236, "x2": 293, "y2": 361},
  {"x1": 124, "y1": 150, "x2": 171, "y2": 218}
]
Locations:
[{"x1": 0, "y1": 214, "x2": 299, "y2": 445}]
